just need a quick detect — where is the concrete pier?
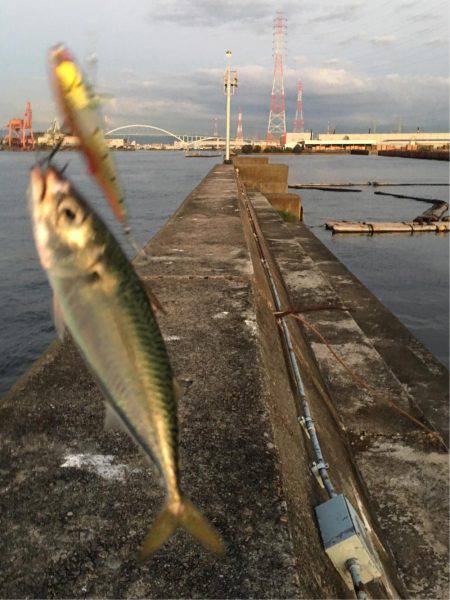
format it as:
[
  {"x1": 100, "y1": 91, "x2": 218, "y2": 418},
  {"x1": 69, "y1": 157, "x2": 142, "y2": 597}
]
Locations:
[
  {"x1": 1, "y1": 164, "x2": 448, "y2": 598},
  {"x1": 378, "y1": 148, "x2": 449, "y2": 161}
]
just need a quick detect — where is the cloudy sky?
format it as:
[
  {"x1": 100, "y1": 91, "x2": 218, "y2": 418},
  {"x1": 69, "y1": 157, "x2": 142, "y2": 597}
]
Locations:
[{"x1": 1, "y1": 0, "x2": 449, "y2": 136}]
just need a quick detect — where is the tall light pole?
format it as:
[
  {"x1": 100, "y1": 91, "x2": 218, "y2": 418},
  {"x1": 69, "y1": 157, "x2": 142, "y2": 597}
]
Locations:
[{"x1": 224, "y1": 50, "x2": 237, "y2": 164}]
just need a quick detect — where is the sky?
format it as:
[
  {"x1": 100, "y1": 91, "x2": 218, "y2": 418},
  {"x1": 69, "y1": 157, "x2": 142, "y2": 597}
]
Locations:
[{"x1": 1, "y1": 0, "x2": 449, "y2": 136}]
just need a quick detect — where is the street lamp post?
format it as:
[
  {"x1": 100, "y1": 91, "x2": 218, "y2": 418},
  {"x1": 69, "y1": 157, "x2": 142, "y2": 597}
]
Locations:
[{"x1": 224, "y1": 50, "x2": 237, "y2": 164}]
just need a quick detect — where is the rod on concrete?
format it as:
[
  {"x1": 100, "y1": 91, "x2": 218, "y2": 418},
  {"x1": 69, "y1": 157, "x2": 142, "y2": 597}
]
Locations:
[
  {"x1": 268, "y1": 264, "x2": 337, "y2": 499},
  {"x1": 237, "y1": 173, "x2": 337, "y2": 499}
]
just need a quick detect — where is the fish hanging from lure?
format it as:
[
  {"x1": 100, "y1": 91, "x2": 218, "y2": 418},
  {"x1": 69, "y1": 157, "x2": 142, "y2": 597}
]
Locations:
[{"x1": 29, "y1": 164, "x2": 225, "y2": 560}]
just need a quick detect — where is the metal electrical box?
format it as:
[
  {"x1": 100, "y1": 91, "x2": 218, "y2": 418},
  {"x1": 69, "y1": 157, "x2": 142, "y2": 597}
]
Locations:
[{"x1": 315, "y1": 494, "x2": 382, "y2": 590}]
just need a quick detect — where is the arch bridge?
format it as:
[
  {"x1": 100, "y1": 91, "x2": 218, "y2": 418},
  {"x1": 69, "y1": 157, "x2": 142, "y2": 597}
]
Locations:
[{"x1": 105, "y1": 124, "x2": 225, "y2": 149}]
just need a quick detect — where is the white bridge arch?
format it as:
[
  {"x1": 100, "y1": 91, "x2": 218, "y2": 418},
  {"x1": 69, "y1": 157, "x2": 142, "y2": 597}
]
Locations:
[{"x1": 105, "y1": 124, "x2": 224, "y2": 149}]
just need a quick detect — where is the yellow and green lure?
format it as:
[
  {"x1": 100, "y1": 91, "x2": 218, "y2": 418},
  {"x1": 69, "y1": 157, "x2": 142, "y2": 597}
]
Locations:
[{"x1": 49, "y1": 43, "x2": 128, "y2": 227}]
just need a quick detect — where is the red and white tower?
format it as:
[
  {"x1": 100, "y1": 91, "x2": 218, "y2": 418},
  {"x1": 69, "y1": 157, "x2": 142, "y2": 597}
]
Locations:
[
  {"x1": 293, "y1": 80, "x2": 304, "y2": 133},
  {"x1": 236, "y1": 108, "x2": 244, "y2": 144},
  {"x1": 267, "y1": 12, "x2": 287, "y2": 146}
]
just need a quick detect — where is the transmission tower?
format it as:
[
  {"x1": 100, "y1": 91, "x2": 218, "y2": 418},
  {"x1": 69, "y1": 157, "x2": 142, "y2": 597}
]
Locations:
[
  {"x1": 236, "y1": 108, "x2": 244, "y2": 143},
  {"x1": 267, "y1": 11, "x2": 287, "y2": 146},
  {"x1": 293, "y1": 80, "x2": 304, "y2": 133}
]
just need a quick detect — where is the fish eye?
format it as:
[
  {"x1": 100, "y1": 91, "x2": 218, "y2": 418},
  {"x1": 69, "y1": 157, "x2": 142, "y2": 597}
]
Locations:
[
  {"x1": 58, "y1": 200, "x2": 83, "y2": 225},
  {"x1": 63, "y1": 207, "x2": 76, "y2": 221}
]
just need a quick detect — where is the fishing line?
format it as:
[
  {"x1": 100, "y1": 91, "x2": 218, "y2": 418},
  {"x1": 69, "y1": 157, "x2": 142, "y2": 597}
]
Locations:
[
  {"x1": 124, "y1": 227, "x2": 149, "y2": 264},
  {"x1": 60, "y1": 161, "x2": 70, "y2": 175},
  {"x1": 284, "y1": 310, "x2": 447, "y2": 450},
  {"x1": 37, "y1": 139, "x2": 64, "y2": 168}
]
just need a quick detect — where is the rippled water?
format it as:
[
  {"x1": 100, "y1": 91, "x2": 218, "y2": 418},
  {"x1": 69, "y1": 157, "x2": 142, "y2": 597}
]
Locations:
[
  {"x1": 0, "y1": 151, "x2": 218, "y2": 395},
  {"x1": 0, "y1": 151, "x2": 448, "y2": 396},
  {"x1": 271, "y1": 154, "x2": 449, "y2": 366}
]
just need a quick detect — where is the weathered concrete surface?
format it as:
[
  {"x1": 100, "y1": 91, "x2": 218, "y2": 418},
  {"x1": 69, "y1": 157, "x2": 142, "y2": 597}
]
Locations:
[
  {"x1": 233, "y1": 156, "x2": 269, "y2": 167},
  {"x1": 265, "y1": 192, "x2": 303, "y2": 221},
  {"x1": 294, "y1": 222, "x2": 449, "y2": 443},
  {"x1": 236, "y1": 163, "x2": 288, "y2": 194},
  {"x1": 0, "y1": 166, "x2": 299, "y2": 598},
  {"x1": 378, "y1": 149, "x2": 449, "y2": 161},
  {"x1": 248, "y1": 189, "x2": 449, "y2": 599}
]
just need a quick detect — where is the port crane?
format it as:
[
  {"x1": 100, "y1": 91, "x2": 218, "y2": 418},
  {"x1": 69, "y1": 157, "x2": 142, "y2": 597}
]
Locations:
[{"x1": 5, "y1": 101, "x2": 35, "y2": 150}]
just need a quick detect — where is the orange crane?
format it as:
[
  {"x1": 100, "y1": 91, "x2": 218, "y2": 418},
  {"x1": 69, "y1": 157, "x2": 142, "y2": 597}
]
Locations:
[{"x1": 5, "y1": 101, "x2": 35, "y2": 150}]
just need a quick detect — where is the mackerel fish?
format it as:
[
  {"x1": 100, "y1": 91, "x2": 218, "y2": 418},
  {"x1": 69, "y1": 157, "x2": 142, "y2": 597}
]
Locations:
[{"x1": 29, "y1": 165, "x2": 224, "y2": 561}]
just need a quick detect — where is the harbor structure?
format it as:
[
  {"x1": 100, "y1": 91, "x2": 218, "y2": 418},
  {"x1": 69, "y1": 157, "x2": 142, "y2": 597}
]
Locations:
[
  {"x1": 4, "y1": 101, "x2": 35, "y2": 150},
  {"x1": 284, "y1": 131, "x2": 450, "y2": 150}
]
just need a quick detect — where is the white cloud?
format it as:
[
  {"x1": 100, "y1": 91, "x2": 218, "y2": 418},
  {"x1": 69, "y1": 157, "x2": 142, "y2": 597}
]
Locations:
[
  {"x1": 150, "y1": 0, "x2": 300, "y2": 28},
  {"x1": 370, "y1": 35, "x2": 397, "y2": 46},
  {"x1": 423, "y1": 38, "x2": 448, "y2": 48},
  {"x1": 307, "y1": 1, "x2": 363, "y2": 24},
  {"x1": 293, "y1": 54, "x2": 308, "y2": 65},
  {"x1": 302, "y1": 67, "x2": 367, "y2": 93},
  {"x1": 98, "y1": 61, "x2": 449, "y2": 135},
  {"x1": 322, "y1": 58, "x2": 342, "y2": 67}
]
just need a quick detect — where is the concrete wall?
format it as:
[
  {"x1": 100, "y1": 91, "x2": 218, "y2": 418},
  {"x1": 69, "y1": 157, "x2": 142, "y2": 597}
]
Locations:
[
  {"x1": 242, "y1": 186, "x2": 449, "y2": 599},
  {"x1": 236, "y1": 163, "x2": 288, "y2": 194},
  {"x1": 233, "y1": 156, "x2": 269, "y2": 168},
  {"x1": 264, "y1": 193, "x2": 303, "y2": 221}
]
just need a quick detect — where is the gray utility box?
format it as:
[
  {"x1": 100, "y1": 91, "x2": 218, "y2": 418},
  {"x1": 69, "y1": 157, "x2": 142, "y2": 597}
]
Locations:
[{"x1": 315, "y1": 494, "x2": 382, "y2": 589}]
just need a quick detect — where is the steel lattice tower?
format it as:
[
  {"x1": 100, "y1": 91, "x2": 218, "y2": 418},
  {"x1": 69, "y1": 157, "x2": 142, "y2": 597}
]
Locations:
[
  {"x1": 293, "y1": 80, "x2": 304, "y2": 133},
  {"x1": 267, "y1": 12, "x2": 287, "y2": 146},
  {"x1": 236, "y1": 108, "x2": 244, "y2": 143}
]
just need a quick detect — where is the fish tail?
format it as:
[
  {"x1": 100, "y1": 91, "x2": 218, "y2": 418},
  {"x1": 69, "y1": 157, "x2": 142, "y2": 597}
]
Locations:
[{"x1": 138, "y1": 496, "x2": 225, "y2": 562}]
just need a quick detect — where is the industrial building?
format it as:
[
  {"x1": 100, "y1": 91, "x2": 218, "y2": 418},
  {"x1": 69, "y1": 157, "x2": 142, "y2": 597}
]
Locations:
[{"x1": 284, "y1": 131, "x2": 450, "y2": 150}]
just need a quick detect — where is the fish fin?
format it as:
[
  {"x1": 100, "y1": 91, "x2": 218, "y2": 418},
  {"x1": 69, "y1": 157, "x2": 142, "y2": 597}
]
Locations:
[
  {"x1": 138, "y1": 497, "x2": 225, "y2": 563},
  {"x1": 145, "y1": 286, "x2": 166, "y2": 315},
  {"x1": 103, "y1": 403, "x2": 128, "y2": 433},
  {"x1": 52, "y1": 294, "x2": 66, "y2": 340}
]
